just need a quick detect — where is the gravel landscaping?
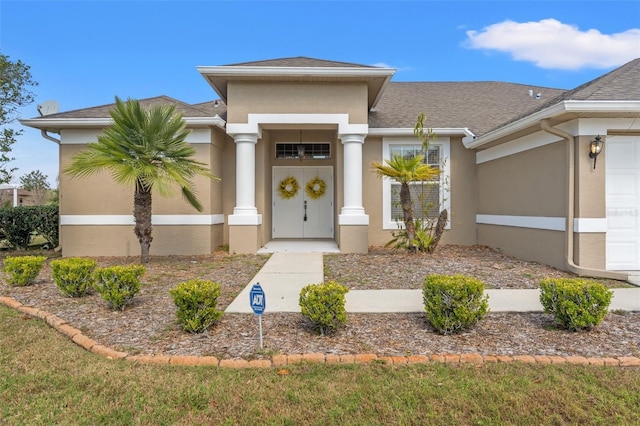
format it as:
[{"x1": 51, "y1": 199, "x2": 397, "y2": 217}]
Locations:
[{"x1": 1, "y1": 245, "x2": 638, "y2": 360}]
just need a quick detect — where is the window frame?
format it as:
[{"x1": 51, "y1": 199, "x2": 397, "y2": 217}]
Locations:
[{"x1": 381, "y1": 137, "x2": 451, "y2": 230}]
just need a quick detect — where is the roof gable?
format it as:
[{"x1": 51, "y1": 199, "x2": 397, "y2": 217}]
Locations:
[
  {"x1": 225, "y1": 56, "x2": 377, "y2": 68},
  {"x1": 31, "y1": 96, "x2": 215, "y2": 119},
  {"x1": 556, "y1": 57, "x2": 640, "y2": 101}
]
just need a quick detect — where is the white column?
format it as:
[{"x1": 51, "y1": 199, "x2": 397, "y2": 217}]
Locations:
[
  {"x1": 339, "y1": 134, "x2": 368, "y2": 225},
  {"x1": 229, "y1": 133, "x2": 262, "y2": 225}
]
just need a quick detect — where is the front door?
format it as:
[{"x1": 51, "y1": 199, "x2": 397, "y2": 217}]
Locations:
[
  {"x1": 272, "y1": 167, "x2": 333, "y2": 238},
  {"x1": 606, "y1": 136, "x2": 640, "y2": 270}
]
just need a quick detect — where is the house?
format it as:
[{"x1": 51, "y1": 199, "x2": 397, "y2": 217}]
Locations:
[
  {"x1": 0, "y1": 185, "x2": 41, "y2": 207},
  {"x1": 20, "y1": 57, "x2": 640, "y2": 281}
]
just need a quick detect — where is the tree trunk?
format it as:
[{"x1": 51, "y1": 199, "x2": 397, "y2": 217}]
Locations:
[
  {"x1": 133, "y1": 183, "x2": 153, "y2": 264},
  {"x1": 399, "y1": 182, "x2": 416, "y2": 252},
  {"x1": 427, "y1": 209, "x2": 448, "y2": 253}
]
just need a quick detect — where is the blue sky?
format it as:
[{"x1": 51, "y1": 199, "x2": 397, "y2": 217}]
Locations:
[{"x1": 1, "y1": 0, "x2": 639, "y2": 187}]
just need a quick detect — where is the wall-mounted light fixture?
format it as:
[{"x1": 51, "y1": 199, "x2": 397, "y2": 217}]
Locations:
[{"x1": 589, "y1": 135, "x2": 604, "y2": 169}]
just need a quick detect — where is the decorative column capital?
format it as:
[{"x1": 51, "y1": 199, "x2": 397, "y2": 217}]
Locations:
[
  {"x1": 231, "y1": 133, "x2": 259, "y2": 144},
  {"x1": 339, "y1": 133, "x2": 366, "y2": 144}
]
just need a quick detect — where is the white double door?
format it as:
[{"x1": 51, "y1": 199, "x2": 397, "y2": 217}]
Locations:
[
  {"x1": 606, "y1": 136, "x2": 640, "y2": 270},
  {"x1": 272, "y1": 167, "x2": 333, "y2": 239}
]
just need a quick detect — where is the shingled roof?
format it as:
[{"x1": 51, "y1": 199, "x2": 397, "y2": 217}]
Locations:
[
  {"x1": 34, "y1": 96, "x2": 216, "y2": 119},
  {"x1": 23, "y1": 57, "x2": 639, "y2": 138},
  {"x1": 369, "y1": 81, "x2": 566, "y2": 136},
  {"x1": 224, "y1": 56, "x2": 378, "y2": 68}
]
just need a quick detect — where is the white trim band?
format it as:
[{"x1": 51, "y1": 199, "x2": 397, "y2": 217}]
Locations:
[
  {"x1": 227, "y1": 214, "x2": 263, "y2": 226},
  {"x1": 61, "y1": 215, "x2": 225, "y2": 226},
  {"x1": 226, "y1": 113, "x2": 368, "y2": 138},
  {"x1": 476, "y1": 214, "x2": 566, "y2": 231},
  {"x1": 338, "y1": 214, "x2": 370, "y2": 226},
  {"x1": 574, "y1": 218, "x2": 607, "y2": 233}
]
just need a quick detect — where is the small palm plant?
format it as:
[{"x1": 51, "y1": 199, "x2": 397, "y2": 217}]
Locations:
[
  {"x1": 64, "y1": 97, "x2": 219, "y2": 263},
  {"x1": 372, "y1": 154, "x2": 440, "y2": 252}
]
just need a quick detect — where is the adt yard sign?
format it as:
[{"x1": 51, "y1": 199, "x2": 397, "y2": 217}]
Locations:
[
  {"x1": 250, "y1": 283, "x2": 266, "y2": 315},
  {"x1": 249, "y1": 283, "x2": 265, "y2": 348}
]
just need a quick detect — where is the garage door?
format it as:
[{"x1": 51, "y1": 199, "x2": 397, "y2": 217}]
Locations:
[{"x1": 606, "y1": 136, "x2": 640, "y2": 270}]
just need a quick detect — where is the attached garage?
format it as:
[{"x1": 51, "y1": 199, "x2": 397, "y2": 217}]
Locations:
[{"x1": 606, "y1": 135, "x2": 640, "y2": 270}]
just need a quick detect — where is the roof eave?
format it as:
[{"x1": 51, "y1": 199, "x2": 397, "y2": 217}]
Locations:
[
  {"x1": 368, "y1": 127, "x2": 476, "y2": 142},
  {"x1": 465, "y1": 100, "x2": 640, "y2": 149},
  {"x1": 197, "y1": 65, "x2": 396, "y2": 108},
  {"x1": 19, "y1": 116, "x2": 227, "y2": 132}
]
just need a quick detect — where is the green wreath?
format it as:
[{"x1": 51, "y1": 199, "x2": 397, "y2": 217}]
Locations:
[
  {"x1": 305, "y1": 176, "x2": 326, "y2": 200},
  {"x1": 278, "y1": 176, "x2": 300, "y2": 199}
]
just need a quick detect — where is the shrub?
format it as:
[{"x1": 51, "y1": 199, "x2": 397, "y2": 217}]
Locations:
[
  {"x1": 539, "y1": 278, "x2": 613, "y2": 331},
  {"x1": 51, "y1": 258, "x2": 97, "y2": 297},
  {"x1": 299, "y1": 281, "x2": 349, "y2": 335},
  {"x1": 2, "y1": 255, "x2": 47, "y2": 286},
  {"x1": 94, "y1": 265, "x2": 146, "y2": 310},
  {"x1": 170, "y1": 279, "x2": 223, "y2": 333},
  {"x1": 0, "y1": 207, "x2": 34, "y2": 249},
  {"x1": 422, "y1": 274, "x2": 489, "y2": 335}
]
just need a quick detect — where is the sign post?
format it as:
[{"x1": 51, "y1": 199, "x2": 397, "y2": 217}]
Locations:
[{"x1": 249, "y1": 282, "x2": 266, "y2": 349}]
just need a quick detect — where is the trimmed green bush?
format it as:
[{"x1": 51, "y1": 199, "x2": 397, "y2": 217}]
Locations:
[
  {"x1": 2, "y1": 255, "x2": 47, "y2": 286},
  {"x1": 51, "y1": 258, "x2": 97, "y2": 297},
  {"x1": 170, "y1": 279, "x2": 223, "y2": 333},
  {"x1": 299, "y1": 281, "x2": 349, "y2": 335},
  {"x1": 94, "y1": 265, "x2": 146, "y2": 311},
  {"x1": 422, "y1": 274, "x2": 489, "y2": 335},
  {"x1": 540, "y1": 278, "x2": 613, "y2": 331},
  {"x1": 0, "y1": 207, "x2": 34, "y2": 249}
]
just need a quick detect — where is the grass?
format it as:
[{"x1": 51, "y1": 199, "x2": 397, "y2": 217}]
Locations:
[{"x1": 1, "y1": 306, "x2": 639, "y2": 425}]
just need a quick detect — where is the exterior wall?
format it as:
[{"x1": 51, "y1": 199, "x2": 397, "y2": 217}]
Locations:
[
  {"x1": 362, "y1": 136, "x2": 383, "y2": 246},
  {"x1": 445, "y1": 136, "x2": 477, "y2": 245},
  {"x1": 477, "y1": 141, "x2": 566, "y2": 217},
  {"x1": 573, "y1": 134, "x2": 606, "y2": 267},
  {"x1": 228, "y1": 225, "x2": 261, "y2": 254},
  {"x1": 574, "y1": 233, "x2": 606, "y2": 269},
  {"x1": 58, "y1": 128, "x2": 224, "y2": 257},
  {"x1": 226, "y1": 81, "x2": 369, "y2": 124},
  {"x1": 476, "y1": 139, "x2": 568, "y2": 269},
  {"x1": 477, "y1": 225, "x2": 566, "y2": 270},
  {"x1": 364, "y1": 136, "x2": 478, "y2": 248},
  {"x1": 339, "y1": 225, "x2": 369, "y2": 253}
]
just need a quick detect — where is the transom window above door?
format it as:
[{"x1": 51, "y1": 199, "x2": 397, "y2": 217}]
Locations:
[{"x1": 275, "y1": 143, "x2": 331, "y2": 160}]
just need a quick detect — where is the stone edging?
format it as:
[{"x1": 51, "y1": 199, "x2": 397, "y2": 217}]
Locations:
[{"x1": 2, "y1": 296, "x2": 639, "y2": 368}]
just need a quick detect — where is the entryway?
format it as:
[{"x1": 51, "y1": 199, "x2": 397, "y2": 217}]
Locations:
[
  {"x1": 272, "y1": 166, "x2": 333, "y2": 239},
  {"x1": 606, "y1": 135, "x2": 640, "y2": 270}
]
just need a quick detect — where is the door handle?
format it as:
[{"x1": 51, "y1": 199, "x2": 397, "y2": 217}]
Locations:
[{"x1": 304, "y1": 200, "x2": 307, "y2": 221}]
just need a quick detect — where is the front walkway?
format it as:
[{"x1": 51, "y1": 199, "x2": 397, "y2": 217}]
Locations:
[{"x1": 224, "y1": 253, "x2": 640, "y2": 314}]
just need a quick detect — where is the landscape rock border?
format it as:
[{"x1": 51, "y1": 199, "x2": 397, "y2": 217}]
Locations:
[{"x1": 3, "y1": 295, "x2": 639, "y2": 368}]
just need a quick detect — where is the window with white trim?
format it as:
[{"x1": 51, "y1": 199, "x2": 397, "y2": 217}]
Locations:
[{"x1": 382, "y1": 137, "x2": 450, "y2": 230}]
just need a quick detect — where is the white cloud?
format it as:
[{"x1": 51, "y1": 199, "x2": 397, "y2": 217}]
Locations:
[
  {"x1": 466, "y1": 18, "x2": 640, "y2": 70},
  {"x1": 371, "y1": 62, "x2": 393, "y2": 68}
]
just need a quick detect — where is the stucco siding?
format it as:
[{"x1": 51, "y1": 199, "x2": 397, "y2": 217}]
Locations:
[
  {"x1": 574, "y1": 233, "x2": 606, "y2": 269},
  {"x1": 226, "y1": 81, "x2": 368, "y2": 124},
  {"x1": 364, "y1": 136, "x2": 477, "y2": 248},
  {"x1": 478, "y1": 224, "x2": 566, "y2": 270},
  {"x1": 61, "y1": 225, "x2": 219, "y2": 257},
  {"x1": 477, "y1": 141, "x2": 567, "y2": 217}
]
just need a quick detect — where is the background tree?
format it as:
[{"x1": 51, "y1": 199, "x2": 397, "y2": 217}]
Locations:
[
  {"x1": 64, "y1": 97, "x2": 219, "y2": 263},
  {"x1": 0, "y1": 53, "x2": 38, "y2": 184},
  {"x1": 20, "y1": 170, "x2": 50, "y2": 205}
]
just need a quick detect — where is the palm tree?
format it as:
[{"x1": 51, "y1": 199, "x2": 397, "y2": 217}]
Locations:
[
  {"x1": 64, "y1": 97, "x2": 219, "y2": 263},
  {"x1": 372, "y1": 153, "x2": 440, "y2": 252}
]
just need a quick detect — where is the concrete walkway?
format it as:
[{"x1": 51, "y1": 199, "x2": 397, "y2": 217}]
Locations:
[{"x1": 225, "y1": 253, "x2": 640, "y2": 314}]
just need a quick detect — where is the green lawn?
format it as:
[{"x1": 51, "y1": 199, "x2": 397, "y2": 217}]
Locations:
[{"x1": 1, "y1": 306, "x2": 639, "y2": 425}]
